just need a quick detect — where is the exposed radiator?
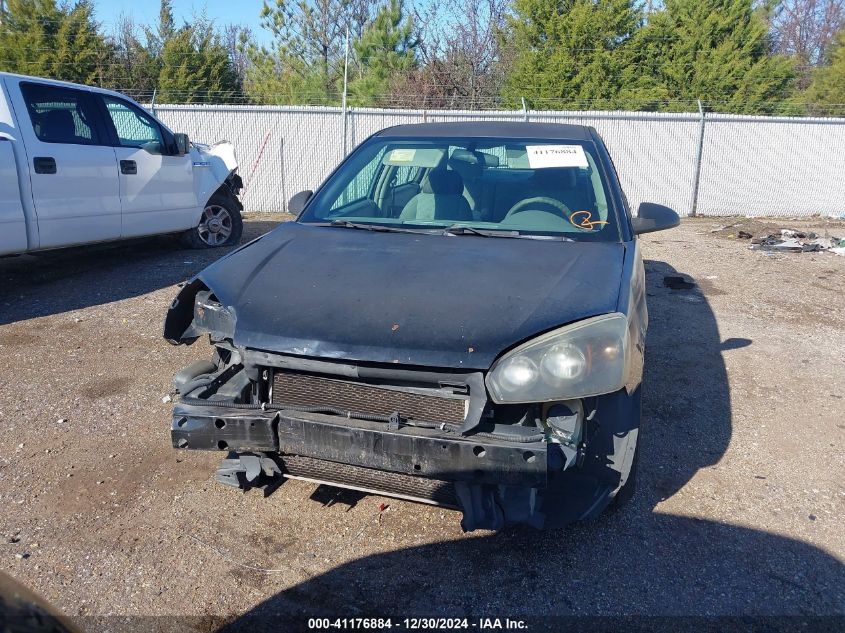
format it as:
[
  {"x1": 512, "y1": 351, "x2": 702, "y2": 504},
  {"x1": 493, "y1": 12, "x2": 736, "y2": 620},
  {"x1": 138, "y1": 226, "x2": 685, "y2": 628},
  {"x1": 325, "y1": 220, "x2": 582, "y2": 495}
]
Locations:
[
  {"x1": 281, "y1": 454, "x2": 459, "y2": 507},
  {"x1": 271, "y1": 370, "x2": 466, "y2": 423}
]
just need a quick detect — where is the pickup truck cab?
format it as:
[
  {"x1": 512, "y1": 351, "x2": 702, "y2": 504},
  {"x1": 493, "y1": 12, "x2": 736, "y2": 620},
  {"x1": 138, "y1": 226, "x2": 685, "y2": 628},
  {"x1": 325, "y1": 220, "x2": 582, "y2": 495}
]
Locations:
[{"x1": 0, "y1": 72, "x2": 243, "y2": 257}]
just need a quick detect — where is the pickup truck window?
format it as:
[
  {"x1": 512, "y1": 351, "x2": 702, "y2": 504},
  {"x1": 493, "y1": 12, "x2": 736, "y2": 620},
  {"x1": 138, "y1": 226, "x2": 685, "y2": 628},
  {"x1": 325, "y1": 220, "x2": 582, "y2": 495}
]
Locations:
[
  {"x1": 102, "y1": 97, "x2": 165, "y2": 155},
  {"x1": 20, "y1": 83, "x2": 101, "y2": 146}
]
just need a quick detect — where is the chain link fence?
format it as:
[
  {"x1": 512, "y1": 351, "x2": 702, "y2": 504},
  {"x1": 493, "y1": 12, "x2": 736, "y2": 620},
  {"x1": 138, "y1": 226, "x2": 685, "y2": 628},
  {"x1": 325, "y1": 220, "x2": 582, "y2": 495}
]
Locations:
[{"x1": 152, "y1": 104, "x2": 845, "y2": 217}]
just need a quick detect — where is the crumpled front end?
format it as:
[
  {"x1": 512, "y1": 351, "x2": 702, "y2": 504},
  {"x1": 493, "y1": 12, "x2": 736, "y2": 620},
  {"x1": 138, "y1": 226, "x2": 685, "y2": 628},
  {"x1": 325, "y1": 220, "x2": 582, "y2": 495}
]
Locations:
[
  {"x1": 163, "y1": 280, "x2": 640, "y2": 531},
  {"x1": 190, "y1": 141, "x2": 242, "y2": 207}
]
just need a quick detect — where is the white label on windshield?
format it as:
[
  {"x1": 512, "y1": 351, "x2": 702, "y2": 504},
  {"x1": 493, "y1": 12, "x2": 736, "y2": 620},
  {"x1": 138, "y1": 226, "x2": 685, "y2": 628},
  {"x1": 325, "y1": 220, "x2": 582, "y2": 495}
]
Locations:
[
  {"x1": 388, "y1": 148, "x2": 416, "y2": 162},
  {"x1": 526, "y1": 145, "x2": 588, "y2": 169}
]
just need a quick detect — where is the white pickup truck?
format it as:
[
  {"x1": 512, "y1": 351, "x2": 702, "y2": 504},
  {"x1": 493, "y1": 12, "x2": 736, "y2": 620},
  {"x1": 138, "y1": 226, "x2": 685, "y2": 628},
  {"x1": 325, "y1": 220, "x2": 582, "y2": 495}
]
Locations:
[{"x1": 0, "y1": 72, "x2": 244, "y2": 257}]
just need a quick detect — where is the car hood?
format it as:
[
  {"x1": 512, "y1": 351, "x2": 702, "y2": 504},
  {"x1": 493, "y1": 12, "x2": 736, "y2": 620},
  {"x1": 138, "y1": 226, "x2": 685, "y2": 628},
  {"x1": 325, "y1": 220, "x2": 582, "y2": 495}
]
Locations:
[{"x1": 197, "y1": 222, "x2": 626, "y2": 370}]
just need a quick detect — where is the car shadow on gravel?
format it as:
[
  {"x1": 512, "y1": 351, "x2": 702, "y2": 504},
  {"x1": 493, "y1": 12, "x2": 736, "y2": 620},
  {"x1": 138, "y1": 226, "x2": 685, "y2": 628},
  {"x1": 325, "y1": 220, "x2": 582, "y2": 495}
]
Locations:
[
  {"x1": 0, "y1": 221, "x2": 281, "y2": 326},
  {"x1": 219, "y1": 260, "x2": 844, "y2": 631}
]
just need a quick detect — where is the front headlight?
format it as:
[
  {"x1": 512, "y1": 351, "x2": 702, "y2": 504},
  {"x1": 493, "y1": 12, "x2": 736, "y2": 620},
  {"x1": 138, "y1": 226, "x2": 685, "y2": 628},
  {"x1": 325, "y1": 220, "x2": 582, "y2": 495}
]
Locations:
[{"x1": 486, "y1": 313, "x2": 630, "y2": 403}]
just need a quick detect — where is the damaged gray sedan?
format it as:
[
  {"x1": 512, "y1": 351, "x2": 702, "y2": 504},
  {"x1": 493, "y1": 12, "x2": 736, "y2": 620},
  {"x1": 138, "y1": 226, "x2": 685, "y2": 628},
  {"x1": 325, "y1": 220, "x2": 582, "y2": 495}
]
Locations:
[{"x1": 163, "y1": 122, "x2": 679, "y2": 531}]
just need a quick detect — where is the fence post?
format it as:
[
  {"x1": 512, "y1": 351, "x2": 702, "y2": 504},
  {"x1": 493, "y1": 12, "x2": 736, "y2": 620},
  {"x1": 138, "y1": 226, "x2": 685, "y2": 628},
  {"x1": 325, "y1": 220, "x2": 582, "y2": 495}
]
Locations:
[
  {"x1": 521, "y1": 97, "x2": 528, "y2": 122},
  {"x1": 689, "y1": 99, "x2": 706, "y2": 217},
  {"x1": 341, "y1": 26, "x2": 350, "y2": 157},
  {"x1": 280, "y1": 136, "x2": 287, "y2": 213}
]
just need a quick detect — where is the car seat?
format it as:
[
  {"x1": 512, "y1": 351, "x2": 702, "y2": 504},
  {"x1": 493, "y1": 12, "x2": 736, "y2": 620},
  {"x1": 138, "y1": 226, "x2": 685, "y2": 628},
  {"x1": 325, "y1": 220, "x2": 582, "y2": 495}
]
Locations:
[{"x1": 399, "y1": 169, "x2": 473, "y2": 222}]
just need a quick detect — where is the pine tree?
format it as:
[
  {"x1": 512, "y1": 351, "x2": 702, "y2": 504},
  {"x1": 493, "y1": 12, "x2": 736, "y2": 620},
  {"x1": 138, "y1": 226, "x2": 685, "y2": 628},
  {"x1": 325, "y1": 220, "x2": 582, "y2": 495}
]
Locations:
[
  {"x1": 348, "y1": 0, "x2": 417, "y2": 106},
  {"x1": 0, "y1": 0, "x2": 109, "y2": 84},
  {"x1": 629, "y1": 0, "x2": 797, "y2": 113},
  {"x1": 500, "y1": 0, "x2": 643, "y2": 110},
  {"x1": 157, "y1": 18, "x2": 241, "y2": 103},
  {"x1": 52, "y1": 0, "x2": 107, "y2": 84},
  {"x1": 148, "y1": 1, "x2": 241, "y2": 104},
  {"x1": 245, "y1": 0, "x2": 374, "y2": 105},
  {"x1": 805, "y1": 29, "x2": 845, "y2": 114}
]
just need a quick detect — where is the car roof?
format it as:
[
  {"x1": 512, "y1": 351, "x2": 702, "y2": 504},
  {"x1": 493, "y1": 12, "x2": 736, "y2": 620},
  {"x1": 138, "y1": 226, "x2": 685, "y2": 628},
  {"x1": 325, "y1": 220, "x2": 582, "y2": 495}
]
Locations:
[{"x1": 375, "y1": 121, "x2": 593, "y2": 140}]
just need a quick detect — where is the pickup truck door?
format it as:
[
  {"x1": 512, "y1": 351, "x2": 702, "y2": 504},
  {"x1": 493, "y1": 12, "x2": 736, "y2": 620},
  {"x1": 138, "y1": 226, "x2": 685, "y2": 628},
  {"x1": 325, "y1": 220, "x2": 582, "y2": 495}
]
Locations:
[
  {"x1": 95, "y1": 95, "x2": 199, "y2": 238},
  {"x1": 0, "y1": 139, "x2": 28, "y2": 255},
  {"x1": 12, "y1": 82, "x2": 121, "y2": 248}
]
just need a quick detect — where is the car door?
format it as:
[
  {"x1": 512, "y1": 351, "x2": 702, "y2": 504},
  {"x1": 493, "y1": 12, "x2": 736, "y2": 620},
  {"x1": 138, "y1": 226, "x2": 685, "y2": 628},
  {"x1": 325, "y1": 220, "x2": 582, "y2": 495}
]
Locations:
[
  {"x1": 13, "y1": 81, "x2": 121, "y2": 248},
  {"x1": 0, "y1": 139, "x2": 28, "y2": 255},
  {"x1": 96, "y1": 95, "x2": 199, "y2": 238}
]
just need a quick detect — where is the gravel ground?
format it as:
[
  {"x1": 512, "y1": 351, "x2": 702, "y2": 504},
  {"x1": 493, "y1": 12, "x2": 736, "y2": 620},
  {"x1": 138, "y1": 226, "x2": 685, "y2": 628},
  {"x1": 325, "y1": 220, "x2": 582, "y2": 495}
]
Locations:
[{"x1": 0, "y1": 216, "x2": 843, "y2": 631}]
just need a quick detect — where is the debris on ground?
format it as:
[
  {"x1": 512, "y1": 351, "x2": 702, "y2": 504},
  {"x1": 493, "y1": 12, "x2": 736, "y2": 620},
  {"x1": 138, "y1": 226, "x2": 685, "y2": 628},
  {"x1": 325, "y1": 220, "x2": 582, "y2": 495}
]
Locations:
[
  {"x1": 663, "y1": 275, "x2": 696, "y2": 290},
  {"x1": 749, "y1": 231, "x2": 845, "y2": 254},
  {"x1": 708, "y1": 218, "x2": 845, "y2": 254}
]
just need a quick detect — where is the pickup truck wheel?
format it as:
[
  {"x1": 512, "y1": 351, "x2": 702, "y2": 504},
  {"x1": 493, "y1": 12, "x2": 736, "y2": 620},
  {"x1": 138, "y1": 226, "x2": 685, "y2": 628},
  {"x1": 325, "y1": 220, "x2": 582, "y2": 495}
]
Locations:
[{"x1": 183, "y1": 194, "x2": 243, "y2": 249}]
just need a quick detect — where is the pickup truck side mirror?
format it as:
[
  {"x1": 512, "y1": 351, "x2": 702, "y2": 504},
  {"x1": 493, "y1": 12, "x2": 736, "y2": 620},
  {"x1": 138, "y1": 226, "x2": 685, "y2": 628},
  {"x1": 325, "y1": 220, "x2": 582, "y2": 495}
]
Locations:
[
  {"x1": 288, "y1": 190, "x2": 313, "y2": 215},
  {"x1": 632, "y1": 202, "x2": 680, "y2": 235},
  {"x1": 174, "y1": 133, "x2": 190, "y2": 156}
]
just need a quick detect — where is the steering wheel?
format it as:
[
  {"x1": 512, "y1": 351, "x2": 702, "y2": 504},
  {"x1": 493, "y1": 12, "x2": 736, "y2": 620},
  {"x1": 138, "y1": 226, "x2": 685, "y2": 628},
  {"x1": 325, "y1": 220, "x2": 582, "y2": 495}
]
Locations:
[{"x1": 504, "y1": 197, "x2": 572, "y2": 221}]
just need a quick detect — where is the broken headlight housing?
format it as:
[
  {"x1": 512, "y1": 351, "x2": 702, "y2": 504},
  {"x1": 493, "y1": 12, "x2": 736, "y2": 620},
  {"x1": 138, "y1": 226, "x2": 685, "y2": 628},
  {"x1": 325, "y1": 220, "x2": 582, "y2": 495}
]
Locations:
[
  {"x1": 486, "y1": 313, "x2": 630, "y2": 403},
  {"x1": 181, "y1": 289, "x2": 235, "y2": 341}
]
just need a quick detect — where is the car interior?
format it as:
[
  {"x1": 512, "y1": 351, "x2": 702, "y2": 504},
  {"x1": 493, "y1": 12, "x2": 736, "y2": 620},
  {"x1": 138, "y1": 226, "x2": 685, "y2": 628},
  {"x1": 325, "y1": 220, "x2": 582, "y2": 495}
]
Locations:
[{"x1": 325, "y1": 142, "x2": 613, "y2": 234}]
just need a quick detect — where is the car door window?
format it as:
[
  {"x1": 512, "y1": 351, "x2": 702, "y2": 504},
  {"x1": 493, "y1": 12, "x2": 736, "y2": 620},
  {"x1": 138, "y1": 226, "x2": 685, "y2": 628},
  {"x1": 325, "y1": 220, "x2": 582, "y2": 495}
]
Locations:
[
  {"x1": 330, "y1": 146, "x2": 388, "y2": 211},
  {"x1": 102, "y1": 97, "x2": 165, "y2": 155},
  {"x1": 20, "y1": 83, "x2": 101, "y2": 145}
]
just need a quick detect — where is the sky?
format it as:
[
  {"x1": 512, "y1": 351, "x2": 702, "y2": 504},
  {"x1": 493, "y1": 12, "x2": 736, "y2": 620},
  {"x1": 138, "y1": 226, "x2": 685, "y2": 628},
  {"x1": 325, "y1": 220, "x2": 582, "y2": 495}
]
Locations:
[{"x1": 93, "y1": 0, "x2": 273, "y2": 44}]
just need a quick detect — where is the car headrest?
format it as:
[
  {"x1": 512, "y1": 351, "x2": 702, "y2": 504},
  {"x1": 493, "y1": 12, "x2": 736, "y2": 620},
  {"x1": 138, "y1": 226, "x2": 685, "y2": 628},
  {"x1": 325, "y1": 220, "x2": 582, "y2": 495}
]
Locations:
[
  {"x1": 422, "y1": 169, "x2": 464, "y2": 195},
  {"x1": 531, "y1": 167, "x2": 578, "y2": 189},
  {"x1": 40, "y1": 110, "x2": 75, "y2": 141}
]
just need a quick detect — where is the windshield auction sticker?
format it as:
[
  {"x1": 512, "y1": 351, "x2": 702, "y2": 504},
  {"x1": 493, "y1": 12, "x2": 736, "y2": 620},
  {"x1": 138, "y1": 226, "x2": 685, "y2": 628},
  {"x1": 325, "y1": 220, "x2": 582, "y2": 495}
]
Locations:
[{"x1": 526, "y1": 144, "x2": 588, "y2": 169}]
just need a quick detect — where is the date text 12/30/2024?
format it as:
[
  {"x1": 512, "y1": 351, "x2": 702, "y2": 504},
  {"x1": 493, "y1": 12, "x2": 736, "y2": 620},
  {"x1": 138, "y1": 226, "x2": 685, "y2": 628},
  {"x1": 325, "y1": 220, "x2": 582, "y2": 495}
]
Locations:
[{"x1": 307, "y1": 618, "x2": 529, "y2": 630}]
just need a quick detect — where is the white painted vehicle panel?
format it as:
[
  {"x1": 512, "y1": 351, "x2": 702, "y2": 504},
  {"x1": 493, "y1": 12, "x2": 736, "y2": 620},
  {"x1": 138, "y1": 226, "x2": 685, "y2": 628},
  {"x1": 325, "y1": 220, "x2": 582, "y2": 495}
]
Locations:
[
  {"x1": 0, "y1": 141, "x2": 28, "y2": 253},
  {"x1": 0, "y1": 72, "x2": 240, "y2": 257}
]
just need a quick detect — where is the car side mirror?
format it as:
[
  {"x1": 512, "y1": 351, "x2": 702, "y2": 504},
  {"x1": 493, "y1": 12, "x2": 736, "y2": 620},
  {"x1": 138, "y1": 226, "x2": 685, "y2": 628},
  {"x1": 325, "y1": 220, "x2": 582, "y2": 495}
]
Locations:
[
  {"x1": 173, "y1": 133, "x2": 189, "y2": 156},
  {"x1": 632, "y1": 202, "x2": 680, "y2": 235},
  {"x1": 288, "y1": 190, "x2": 313, "y2": 215}
]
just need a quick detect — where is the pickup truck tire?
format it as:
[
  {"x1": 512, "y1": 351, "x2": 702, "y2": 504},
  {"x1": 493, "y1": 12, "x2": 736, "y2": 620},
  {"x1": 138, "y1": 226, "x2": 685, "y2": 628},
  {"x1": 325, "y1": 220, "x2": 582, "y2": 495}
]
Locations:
[{"x1": 182, "y1": 193, "x2": 243, "y2": 249}]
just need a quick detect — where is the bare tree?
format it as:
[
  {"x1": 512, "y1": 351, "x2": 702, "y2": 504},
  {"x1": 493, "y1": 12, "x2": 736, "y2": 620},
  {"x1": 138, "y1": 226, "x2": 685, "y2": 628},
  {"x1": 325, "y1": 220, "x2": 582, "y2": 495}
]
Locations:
[
  {"x1": 224, "y1": 23, "x2": 253, "y2": 84},
  {"x1": 771, "y1": 0, "x2": 845, "y2": 84},
  {"x1": 103, "y1": 14, "x2": 159, "y2": 98},
  {"x1": 395, "y1": 0, "x2": 509, "y2": 108}
]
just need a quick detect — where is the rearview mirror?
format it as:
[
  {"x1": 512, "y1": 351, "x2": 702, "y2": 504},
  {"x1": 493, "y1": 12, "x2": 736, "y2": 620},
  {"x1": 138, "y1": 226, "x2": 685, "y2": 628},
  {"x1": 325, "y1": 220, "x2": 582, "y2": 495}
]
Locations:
[
  {"x1": 174, "y1": 133, "x2": 189, "y2": 156},
  {"x1": 632, "y1": 202, "x2": 680, "y2": 235},
  {"x1": 288, "y1": 190, "x2": 313, "y2": 215}
]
